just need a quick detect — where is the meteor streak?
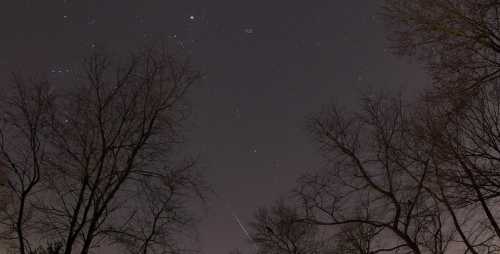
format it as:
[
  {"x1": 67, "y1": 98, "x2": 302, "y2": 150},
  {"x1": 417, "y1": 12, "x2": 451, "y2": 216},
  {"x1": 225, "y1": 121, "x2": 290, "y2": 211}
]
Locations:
[
  {"x1": 231, "y1": 211, "x2": 258, "y2": 251},
  {"x1": 232, "y1": 212, "x2": 252, "y2": 241},
  {"x1": 215, "y1": 191, "x2": 258, "y2": 251}
]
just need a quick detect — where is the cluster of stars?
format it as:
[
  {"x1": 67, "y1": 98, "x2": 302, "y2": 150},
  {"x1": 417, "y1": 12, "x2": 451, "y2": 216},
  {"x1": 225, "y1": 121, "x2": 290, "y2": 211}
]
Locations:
[
  {"x1": 50, "y1": 68, "x2": 71, "y2": 74},
  {"x1": 58, "y1": 8, "x2": 260, "y2": 58},
  {"x1": 50, "y1": 64, "x2": 72, "y2": 75},
  {"x1": 243, "y1": 28, "x2": 254, "y2": 34}
]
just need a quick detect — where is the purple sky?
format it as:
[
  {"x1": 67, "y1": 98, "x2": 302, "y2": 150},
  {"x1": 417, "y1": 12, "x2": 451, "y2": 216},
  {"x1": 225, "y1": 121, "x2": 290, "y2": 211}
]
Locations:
[{"x1": 0, "y1": 1, "x2": 428, "y2": 253}]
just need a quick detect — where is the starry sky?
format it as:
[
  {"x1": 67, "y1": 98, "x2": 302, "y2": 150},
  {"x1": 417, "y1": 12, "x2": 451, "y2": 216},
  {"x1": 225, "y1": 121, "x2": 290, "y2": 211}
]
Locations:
[{"x1": 0, "y1": 1, "x2": 429, "y2": 253}]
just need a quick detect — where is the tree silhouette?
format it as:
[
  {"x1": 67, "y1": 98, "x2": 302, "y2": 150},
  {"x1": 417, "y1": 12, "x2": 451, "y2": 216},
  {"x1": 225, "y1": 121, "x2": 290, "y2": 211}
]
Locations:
[
  {"x1": 249, "y1": 200, "x2": 326, "y2": 254},
  {"x1": 286, "y1": 87, "x2": 500, "y2": 253},
  {"x1": 294, "y1": 92, "x2": 455, "y2": 254},
  {"x1": 381, "y1": 1, "x2": 500, "y2": 253},
  {"x1": 383, "y1": 0, "x2": 500, "y2": 97},
  {"x1": 0, "y1": 45, "x2": 206, "y2": 254},
  {"x1": 330, "y1": 223, "x2": 380, "y2": 254},
  {"x1": 242, "y1": 2, "x2": 500, "y2": 253}
]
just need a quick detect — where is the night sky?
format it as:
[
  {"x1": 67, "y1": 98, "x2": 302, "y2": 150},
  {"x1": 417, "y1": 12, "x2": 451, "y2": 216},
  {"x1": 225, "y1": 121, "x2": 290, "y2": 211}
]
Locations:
[{"x1": 1, "y1": 1, "x2": 428, "y2": 253}]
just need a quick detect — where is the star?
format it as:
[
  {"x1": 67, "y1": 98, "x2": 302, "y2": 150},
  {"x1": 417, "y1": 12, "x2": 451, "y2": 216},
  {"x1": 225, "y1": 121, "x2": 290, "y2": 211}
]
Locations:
[
  {"x1": 234, "y1": 107, "x2": 241, "y2": 119},
  {"x1": 244, "y1": 28, "x2": 254, "y2": 34}
]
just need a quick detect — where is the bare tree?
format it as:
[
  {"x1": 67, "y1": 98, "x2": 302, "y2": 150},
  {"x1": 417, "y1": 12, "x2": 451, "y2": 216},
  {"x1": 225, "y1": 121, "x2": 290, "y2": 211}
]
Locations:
[
  {"x1": 292, "y1": 88, "x2": 500, "y2": 253},
  {"x1": 293, "y1": 92, "x2": 456, "y2": 254},
  {"x1": 249, "y1": 200, "x2": 326, "y2": 254},
  {"x1": 249, "y1": 199, "x2": 382, "y2": 254},
  {"x1": 244, "y1": 2, "x2": 500, "y2": 253},
  {"x1": 29, "y1": 242, "x2": 63, "y2": 254},
  {"x1": 0, "y1": 45, "x2": 206, "y2": 254},
  {"x1": 328, "y1": 223, "x2": 380, "y2": 254},
  {"x1": 380, "y1": 1, "x2": 500, "y2": 252},
  {"x1": 410, "y1": 82, "x2": 500, "y2": 253},
  {"x1": 0, "y1": 75, "x2": 54, "y2": 253},
  {"x1": 382, "y1": 0, "x2": 500, "y2": 97},
  {"x1": 245, "y1": 2, "x2": 500, "y2": 254}
]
